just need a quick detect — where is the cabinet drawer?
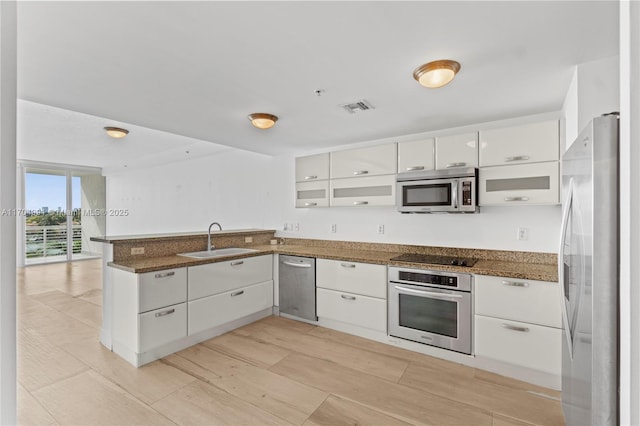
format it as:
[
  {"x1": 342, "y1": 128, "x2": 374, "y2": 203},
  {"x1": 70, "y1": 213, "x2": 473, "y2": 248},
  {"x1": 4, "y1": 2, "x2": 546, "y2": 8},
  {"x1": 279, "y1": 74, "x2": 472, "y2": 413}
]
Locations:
[
  {"x1": 317, "y1": 288, "x2": 387, "y2": 332},
  {"x1": 331, "y1": 144, "x2": 397, "y2": 178},
  {"x1": 475, "y1": 275, "x2": 561, "y2": 328},
  {"x1": 330, "y1": 175, "x2": 395, "y2": 207},
  {"x1": 296, "y1": 153, "x2": 330, "y2": 182},
  {"x1": 397, "y1": 138, "x2": 434, "y2": 174},
  {"x1": 479, "y1": 162, "x2": 559, "y2": 206},
  {"x1": 138, "y1": 303, "x2": 187, "y2": 352},
  {"x1": 435, "y1": 132, "x2": 478, "y2": 170},
  {"x1": 316, "y1": 259, "x2": 386, "y2": 299},
  {"x1": 479, "y1": 120, "x2": 559, "y2": 167},
  {"x1": 295, "y1": 181, "x2": 329, "y2": 208},
  {"x1": 188, "y1": 255, "x2": 272, "y2": 300},
  {"x1": 138, "y1": 268, "x2": 187, "y2": 313},
  {"x1": 475, "y1": 315, "x2": 561, "y2": 375},
  {"x1": 188, "y1": 280, "x2": 273, "y2": 335}
]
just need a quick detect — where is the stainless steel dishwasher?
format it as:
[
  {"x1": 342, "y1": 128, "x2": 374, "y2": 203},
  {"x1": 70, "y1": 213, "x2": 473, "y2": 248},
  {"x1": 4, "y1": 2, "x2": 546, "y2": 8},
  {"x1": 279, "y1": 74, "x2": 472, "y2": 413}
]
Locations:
[{"x1": 279, "y1": 255, "x2": 317, "y2": 322}]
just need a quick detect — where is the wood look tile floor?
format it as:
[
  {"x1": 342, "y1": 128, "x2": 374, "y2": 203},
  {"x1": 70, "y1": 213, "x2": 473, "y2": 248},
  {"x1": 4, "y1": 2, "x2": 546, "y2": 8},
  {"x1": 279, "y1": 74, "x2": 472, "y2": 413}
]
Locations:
[{"x1": 17, "y1": 259, "x2": 565, "y2": 426}]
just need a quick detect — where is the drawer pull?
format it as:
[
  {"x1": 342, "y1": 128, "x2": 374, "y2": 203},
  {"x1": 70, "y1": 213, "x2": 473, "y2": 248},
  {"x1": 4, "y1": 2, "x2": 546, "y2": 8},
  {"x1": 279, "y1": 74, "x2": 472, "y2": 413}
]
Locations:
[
  {"x1": 445, "y1": 162, "x2": 467, "y2": 168},
  {"x1": 230, "y1": 260, "x2": 244, "y2": 266},
  {"x1": 341, "y1": 294, "x2": 356, "y2": 301},
  {"x1": 154, "y1": 271, "x2": 175, "y2": 279},
  {"x1": 406, "y1": 166, "x2": 425, "y2": 171},
  {"x1": 505, "y1": 155, "x2": 530, "y2": 162},
  {"x1": 502, "y1": 323, "x2": 530, "y2": 332},
  {"x1": 304, "y1": 202, "x2": 318, "y2": 207},
  {"x1": 304, "y1": 175, "x2": 318, "y2": 180},
  {"x1": 501, "y1": 280, "x2": 529, "y2": 287},
  {"x1": 420, "y1": 335, "x2": 433, "y2": 341},
  {"x1": 504, "y1": 196, "x2": 529, "y2": 202},
  {"x1": 155, "y1": 308, "x2": 175, "y2": 318},
  {"x1": 353, "y1": 170, "x2": 369, "y2": 176},
  {"x1": 231, "y1": 290, "x2": 245, "y2": 297},
  {"x1": 353, "y1": 201, "x2": 369, "y2": 205},
  {"x1": 340, "y1": 263, "x2": 356, "y2": 268}
]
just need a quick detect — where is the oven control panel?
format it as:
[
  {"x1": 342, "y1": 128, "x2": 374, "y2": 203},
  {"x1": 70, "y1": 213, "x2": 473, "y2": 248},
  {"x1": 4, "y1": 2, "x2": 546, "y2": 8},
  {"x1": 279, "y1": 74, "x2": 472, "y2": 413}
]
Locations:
[{"x1": 389, "y1": 266, "x2": 472, "y2": 292}]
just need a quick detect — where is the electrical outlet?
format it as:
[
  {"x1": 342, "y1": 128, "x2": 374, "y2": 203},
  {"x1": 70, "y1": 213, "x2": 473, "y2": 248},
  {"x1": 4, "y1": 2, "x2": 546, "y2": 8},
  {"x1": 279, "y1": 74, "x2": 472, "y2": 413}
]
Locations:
[
  {"x1": 377, "y1": 224, "x2": 385, "y2": 235},
  {"x1": 283, "y1": 223, "x2": 290, "y2": 231},
  {"x1": 131, "y1": 247, "x2": 145, "y2": 255},
  {"x1": 330, "y1": 224, "x2": 337, "y2": 233},
  {"x1": 517, "y1": 227, "x2": 529, "y2": 241},
  {"x1": 244, "y1": 236, "x2": 253, "y2": 243},
  {"x1": 294, "y1": 223, "x2": 300, "y2": 232}
]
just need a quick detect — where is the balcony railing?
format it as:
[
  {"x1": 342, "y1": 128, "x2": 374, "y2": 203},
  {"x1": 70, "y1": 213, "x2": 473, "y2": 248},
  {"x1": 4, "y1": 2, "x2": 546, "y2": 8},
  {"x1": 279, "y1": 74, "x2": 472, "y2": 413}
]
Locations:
[{"x1": 25, "y1": 224, "x2": 82, "y2": 259}]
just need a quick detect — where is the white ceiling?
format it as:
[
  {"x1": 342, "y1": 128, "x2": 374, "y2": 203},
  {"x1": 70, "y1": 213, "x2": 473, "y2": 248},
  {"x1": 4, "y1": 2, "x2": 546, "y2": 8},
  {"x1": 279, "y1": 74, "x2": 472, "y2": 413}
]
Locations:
[{"x1": 17, "y1": 1, "x2": 619, "y2": 159}]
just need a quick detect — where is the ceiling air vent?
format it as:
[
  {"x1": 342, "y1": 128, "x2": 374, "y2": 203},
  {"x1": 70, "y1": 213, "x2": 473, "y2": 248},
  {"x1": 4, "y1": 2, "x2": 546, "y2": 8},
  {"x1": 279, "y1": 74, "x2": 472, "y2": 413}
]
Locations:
[{"x1": 340, "y1": 99, "x2": 375, "y2": 114}]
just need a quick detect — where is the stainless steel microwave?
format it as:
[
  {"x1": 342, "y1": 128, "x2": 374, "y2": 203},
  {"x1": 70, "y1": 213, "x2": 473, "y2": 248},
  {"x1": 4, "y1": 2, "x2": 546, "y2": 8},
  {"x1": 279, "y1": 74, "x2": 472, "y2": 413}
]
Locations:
[{"x1": 396, "y1": 168, "x2": 479, "y2": 213}]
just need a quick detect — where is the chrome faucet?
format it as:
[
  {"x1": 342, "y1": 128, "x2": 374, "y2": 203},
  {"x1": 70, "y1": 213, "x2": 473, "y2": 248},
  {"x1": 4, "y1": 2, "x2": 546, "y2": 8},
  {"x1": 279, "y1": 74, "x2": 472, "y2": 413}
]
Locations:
[{"x1": 207, "y1": 222, "x2": 222, "y2": 251}]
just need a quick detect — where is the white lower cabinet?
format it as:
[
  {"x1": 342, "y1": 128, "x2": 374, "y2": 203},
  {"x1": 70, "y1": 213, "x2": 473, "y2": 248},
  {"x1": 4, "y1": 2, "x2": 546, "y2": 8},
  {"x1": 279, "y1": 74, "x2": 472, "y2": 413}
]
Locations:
[
  {"x1": 316, "y1": 259, "x2": 387, "y2": 298},
  {"x1": 138, "y1": 302, "x2": 187, "y2": 352},
  {"x1": 317, "y1": 288, "x2": 387, "y2": 332}
]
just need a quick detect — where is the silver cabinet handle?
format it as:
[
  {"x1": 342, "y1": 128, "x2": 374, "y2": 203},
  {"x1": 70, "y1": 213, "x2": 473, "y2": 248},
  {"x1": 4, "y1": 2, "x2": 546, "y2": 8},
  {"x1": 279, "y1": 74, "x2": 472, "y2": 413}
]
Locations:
[
  {"x1": 340, "y1": 263, "x2": 356, "y2": 268},
  {"x1": 231, "y1": 290, "x2": 244, "y2": 297},
  {"x1": 155, "y1": 308, "x2": 175, "y2": 318},
  {"x1": 282, "y1": 261, "x2": 312, "y2": 268},
  {"x1": 304, "y1": 202, "x2": 318, "y2": 207},
  {"x1": 502, "y1": 280, "x2": 529, "y2": 287},
  {"x1": 406, "y1": 166, "x2": 425, "y2": 171},
  {"x1": 341, "y1": 294, "x2": 356, "y2": 300},
  {"x1": 230, "y1": 260, "x2": 244, "y2": 266},
  {"x1": 503, "y1": 323, "x2": 530, "y2": 332},
  {"x1": 353, "y1": 201, "x2": 369, "y2": 205},
  {"x1": 394, "y1": 285, "x2": 463, "y2": 300},
  {"x1": 154, "y1": 271, "x2": 175, "y2": 279},
  {"x1": 304, "y1": 175, "x2": 318, "y2": 180},
  {"x1": 504, "y1": 196, "x2": 529, "y2": 202},
  {"x1": 445, "y1": 162, "x2": 467, "y2": 168},
  {"x1": 505, "y1": 155, "x2": 530, "y2": 162},
  {"x1": 353, "y1": 170, "x2": 369, "y2": 175}
]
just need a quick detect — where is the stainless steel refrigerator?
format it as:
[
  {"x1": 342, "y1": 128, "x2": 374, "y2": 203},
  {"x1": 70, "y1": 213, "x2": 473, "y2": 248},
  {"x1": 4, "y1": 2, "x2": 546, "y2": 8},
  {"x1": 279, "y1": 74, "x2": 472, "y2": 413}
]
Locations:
[{"x1": 559, "y1": 113, "x2": 619, "y2": 425}]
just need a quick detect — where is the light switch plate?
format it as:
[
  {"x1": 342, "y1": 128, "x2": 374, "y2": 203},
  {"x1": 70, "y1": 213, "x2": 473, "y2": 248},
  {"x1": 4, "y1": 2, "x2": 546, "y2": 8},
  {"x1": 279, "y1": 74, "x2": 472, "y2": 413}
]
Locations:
[
  {"x1": 131, "y1": 247, "x2": 145, "y2": 255},
  {"x1": 244, "y1": 236, "x2": 253, "y2": 243}
]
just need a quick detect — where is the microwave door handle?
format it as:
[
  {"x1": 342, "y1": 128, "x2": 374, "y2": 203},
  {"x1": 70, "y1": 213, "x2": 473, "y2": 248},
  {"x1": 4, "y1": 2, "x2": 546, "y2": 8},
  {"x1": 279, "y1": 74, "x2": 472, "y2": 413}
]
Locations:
[
  {"x1": 558, "y1": 179, "x2": 574, "y2": 359},
  {"x1": 393, "y1": 285, "x2": 463, "y2": 299},
  {"x1": 452, "y1": 181, "x2": 459, "y2": 209}
]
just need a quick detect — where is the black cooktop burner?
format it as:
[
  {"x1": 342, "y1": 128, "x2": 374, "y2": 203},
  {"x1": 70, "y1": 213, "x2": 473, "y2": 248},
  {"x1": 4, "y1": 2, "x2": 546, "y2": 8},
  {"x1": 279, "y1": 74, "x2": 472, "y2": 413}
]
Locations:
[{"x1": 390, "y1": 253, "x2": 478, "y2": 267}]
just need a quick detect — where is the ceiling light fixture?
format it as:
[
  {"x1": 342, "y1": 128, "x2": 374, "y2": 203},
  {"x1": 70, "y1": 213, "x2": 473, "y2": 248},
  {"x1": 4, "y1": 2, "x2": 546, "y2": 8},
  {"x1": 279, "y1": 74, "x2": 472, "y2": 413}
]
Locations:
[
  {"x1": 413, "y1": 59, "x2": 461, "y2": 88},
  {"x1": 248, "y1": 113, "x2": 278, "y2": 129},
  {"x1": 104, "y1": 126, "x2": 129, "y2": 138}
]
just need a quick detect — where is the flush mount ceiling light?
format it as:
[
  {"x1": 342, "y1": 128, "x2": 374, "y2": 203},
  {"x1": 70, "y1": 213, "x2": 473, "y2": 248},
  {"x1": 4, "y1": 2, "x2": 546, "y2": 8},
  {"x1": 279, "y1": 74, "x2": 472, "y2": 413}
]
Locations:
[
  {"x1": 413, "y1": 59, "x2": 461, "y2": 88},
  {"x1": 248, "y1": 113, "x2": 278, "y2": 129},
  {"x1": 104, "y1": 126, "x2": 129, "y2": 138}
]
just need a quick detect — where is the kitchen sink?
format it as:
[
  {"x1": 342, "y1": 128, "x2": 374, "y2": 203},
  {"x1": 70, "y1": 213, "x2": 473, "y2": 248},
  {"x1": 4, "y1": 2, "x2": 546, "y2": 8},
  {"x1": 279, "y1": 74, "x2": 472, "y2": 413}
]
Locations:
[{"x1": 177, "y1": 247, "x2": 258, "y2": 259}]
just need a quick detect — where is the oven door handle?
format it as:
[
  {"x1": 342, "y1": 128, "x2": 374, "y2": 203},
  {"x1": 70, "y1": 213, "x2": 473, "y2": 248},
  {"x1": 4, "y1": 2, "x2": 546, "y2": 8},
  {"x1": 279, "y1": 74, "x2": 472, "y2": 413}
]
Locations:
[{"x1": 393, "y1": 285, "x2": 463, "y2": 299}]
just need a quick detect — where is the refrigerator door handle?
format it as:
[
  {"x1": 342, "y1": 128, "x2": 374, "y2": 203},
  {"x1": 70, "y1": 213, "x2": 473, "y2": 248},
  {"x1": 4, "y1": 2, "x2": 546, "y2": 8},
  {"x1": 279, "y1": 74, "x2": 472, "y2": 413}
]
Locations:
[{"x1": 558, "y1": 178, "x2": 574, "y2": 360}]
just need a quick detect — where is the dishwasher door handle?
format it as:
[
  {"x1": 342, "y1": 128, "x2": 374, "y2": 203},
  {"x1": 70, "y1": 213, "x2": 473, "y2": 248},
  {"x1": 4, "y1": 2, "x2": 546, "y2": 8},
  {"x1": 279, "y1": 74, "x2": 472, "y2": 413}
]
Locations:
[{"x1": 282, "y1": 261, "x2": 312, "y2": 268}]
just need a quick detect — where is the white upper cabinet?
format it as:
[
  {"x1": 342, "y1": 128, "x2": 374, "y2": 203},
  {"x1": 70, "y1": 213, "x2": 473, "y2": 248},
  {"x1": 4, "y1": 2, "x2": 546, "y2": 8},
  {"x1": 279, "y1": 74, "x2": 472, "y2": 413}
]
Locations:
[
  {"x1": 295, "y1": 180, "x2": 329, "y2": 208},
  {"x1": 479, "y1": 161, "x2": 559, "y2": 205},
  {"x1": 435, "y1": 132, "x2": 478, "y2": 170},
  {"x1": 295, "y1": 153, "x2": 330, "y2": 182},
  {"x1": 479, "y1": 120, "x2": 559, "y2": 167},
  {"x1": 397, "y1": 138, "x2": 435, "y2": 174},
  {"x1": 330, "y1": 144, "x2": 397, "y2": 179}
]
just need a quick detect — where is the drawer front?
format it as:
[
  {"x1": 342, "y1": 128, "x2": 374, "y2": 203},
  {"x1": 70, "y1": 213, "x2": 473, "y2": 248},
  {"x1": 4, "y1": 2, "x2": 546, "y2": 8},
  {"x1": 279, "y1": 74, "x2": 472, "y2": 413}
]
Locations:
[
  {"x1": 330, "y1": 175, "x2": 396, "y2": 207},
  {"x1": 479, "y1": 161, "x2": 559, "y2": 206},
  {"x1": 188, "y1": 280, "x2": 273, "y2": 335},
  {"x1": 138, "y1": 268, "x2": 187, "y2": 313},
  {"x1": 295, "y1": 181, "x2": 329, "y2": 208},
  {"x1": 188, "y1": 254, "x2": 273, "y2": 300},
  {"x1": 479, "y1": 120, "x2": 559, "y2": 167},
  {"x1": 138, "y1": 302, "x2": 187, "y2": 352},
  {"x1": 316, "y1": 258, "x2": 387, "y2": 298},
  {"x1": 475, "y1": 275, "x2": 561, "y2": 328},
  {"x1": 475, "y1": 315, "x2": 561, "y2": 375},
  {"x1": 397, "y1": 138, "x2": 435, "y2": 174},
  {"x1": 296, "y1": 153, "x2": 330, "y2": 182},
  {"x1": 317, "y1": 288, "x2": 387, "y2": 332},
  {"x1": 435, "y1": 132, "x2": 479, "y2": 170},
  {"x1": 331, "y1": 144, "x2": 397, "y2": 178}
]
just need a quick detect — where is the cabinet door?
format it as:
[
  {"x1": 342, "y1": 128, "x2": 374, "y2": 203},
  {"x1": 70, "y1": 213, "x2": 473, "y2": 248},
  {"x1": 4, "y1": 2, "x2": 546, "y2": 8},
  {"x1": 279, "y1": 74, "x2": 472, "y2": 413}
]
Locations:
[
  {"x1": 188, "y1": 280, "x2": 273, "y2": 335},
  {"x1": 295, "y1": 181, "x2": 329, "y2": 208},
  {"x1": 317, "y1": 288, "x2": 387, "y2": 332},
  {"x1": 479, "y1": 120, "x2": 559, "y2": 167},
  {"x1": 479, "y1": 162, "x2": 559, "y2": 206},
  {"x1": 435, "y1": 132, "x2": 478, "y2": 170},
  {"x1": 331, "y1": 144, "x2": 397, "y2": 178},
  {"x1": 475, "y1": 315, "x2": 561, "y2": 375},
  {"x1": 188, "y1": 255, "x2": 273, "y2": 300},
  {"x1": 475, "y1": 275, "x2": 561, "y2": 328},
  {"x1": 330, "y1": 175, "x2": 395, "y2": 207},
  {"x1": 138, "y1": 268, "x2": 187, "y2": 313},
  {"x1": 397, "y1": 139, "x2": 434, "y2": 174},
  {"x1": 295, "y1": 153, "x2": 330, "y2": 182},
  {"x1": 138, "y1": 302, "x2": 187, "y2": 352},
  {"x1": 316, "y1": 258, "x2": 387, "y2": 298}
]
